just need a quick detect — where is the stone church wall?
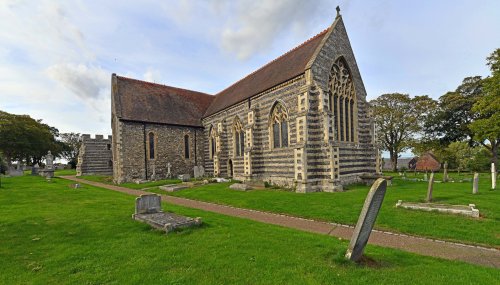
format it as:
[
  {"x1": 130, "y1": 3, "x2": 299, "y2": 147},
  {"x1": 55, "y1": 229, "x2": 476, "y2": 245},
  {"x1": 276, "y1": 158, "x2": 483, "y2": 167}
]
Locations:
[
  {"x1": 308, "y1": 18, "x2": 376, "y2": 188},
  {"x1": 202, "y1": 76, "x2": 305, "y2": 189},
  {"x1": 76, "y1": 134, "x2": 113, "y2": 176},
  {"x1": 112, "y1": 119, "x2": 204, "y2": 183}
]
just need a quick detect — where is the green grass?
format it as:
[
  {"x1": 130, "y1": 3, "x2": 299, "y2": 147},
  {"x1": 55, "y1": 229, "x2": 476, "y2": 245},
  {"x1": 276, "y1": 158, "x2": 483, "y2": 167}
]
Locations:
[
  {"x1": 141, "y1": 172, "x2": 500, "y2": 247},
  {"x1": 0, "y1": 175, "x2": 498, "y2": 284},
  {"x1": 77, "y1": 175, "x2": 181, "y2": 189}
]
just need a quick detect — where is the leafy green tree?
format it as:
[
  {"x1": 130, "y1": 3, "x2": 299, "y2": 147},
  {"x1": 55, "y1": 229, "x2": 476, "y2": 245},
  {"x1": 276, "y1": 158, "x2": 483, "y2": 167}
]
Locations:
[
  {"x1": 371, "y1": 93, "x2": 437, "y2": 171},
  {"x1": 424, "y1": 76, "x2": 483, "y2": 145},
  {"x1": 0, "y1": 111, "x2": 60, "y2": 166},
  {"x1": 59, "y1": 133, "x2": 82, "y2": 168},
  {"x1": 469, "y1": 48, "x2": 500, "y2": 165}
]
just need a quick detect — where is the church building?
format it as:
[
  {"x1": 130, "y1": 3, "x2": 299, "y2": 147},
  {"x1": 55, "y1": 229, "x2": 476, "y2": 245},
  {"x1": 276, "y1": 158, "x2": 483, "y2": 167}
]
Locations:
[{"x1": 110, "y1": 12, "x2": 377, "y2": 192}]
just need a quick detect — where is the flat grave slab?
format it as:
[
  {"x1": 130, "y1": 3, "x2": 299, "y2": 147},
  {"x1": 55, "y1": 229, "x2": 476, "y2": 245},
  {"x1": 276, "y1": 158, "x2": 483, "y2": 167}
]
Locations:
[
  {"x1": 132, "y1": 194, "x2": 201, "y2": 233},
  {"x1": 396, "y1": 200, "x2": 479, "y2": 218},
  {"x1": 159, "y1": 184, "x2": 189, "y2": 192},
  {"x1": 133, "y1": 212, "x2": 202, "y2": 233}
]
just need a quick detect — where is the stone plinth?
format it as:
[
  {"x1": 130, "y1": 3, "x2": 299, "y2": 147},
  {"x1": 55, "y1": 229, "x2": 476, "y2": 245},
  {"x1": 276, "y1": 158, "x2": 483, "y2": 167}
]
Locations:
[
  {"x1": 159, "y1": 184, "x2": 188, "y2": 192},
  {"x1": 396, "y1": 200, "x2": 480, "y2": 218}
]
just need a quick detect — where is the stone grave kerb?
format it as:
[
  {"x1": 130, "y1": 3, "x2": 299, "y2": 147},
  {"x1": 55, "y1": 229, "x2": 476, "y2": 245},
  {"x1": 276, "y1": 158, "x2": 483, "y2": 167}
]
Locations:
[{"x1": 345, "y1": 178, "x2": 387, "y2": 262}]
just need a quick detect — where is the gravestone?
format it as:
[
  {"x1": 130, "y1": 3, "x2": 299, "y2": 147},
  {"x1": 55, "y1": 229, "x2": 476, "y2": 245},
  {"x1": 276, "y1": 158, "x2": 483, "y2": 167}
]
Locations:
[
  {"x1": 426, "y1": 172, "x2": 434, "y2": 202},
  {"x1": 166, "y1": 162, "x2": 172, "y2": 178},
  {"x1": 443, "y1": 162, "x2": 448, "y2": 182},
  {"x1": 132, "y1": 194, "x2": 202, "y2": 233},
  {"x1": 193, "y1": 165, "x2": 205, "y2": 178},
  {"x1": 423, "y1": 172, "x2": 428, "y2": 182},
  {"x1": 7, "y1": 165, "x2": 23, "y2": 177},
  {"x1": 45, "y1": 151, "x2": 54, "y2": 170},
  {"x1": 492, "y1": 163, "x2": 497, "y2": 190},
  {"x1": 150, "y1": 164, "x2": 156, "y2": 181},
  {"x1": 345, "y1": 178, "x2": 387, "y2": 262},
  {"x1": 31, "y1": 163, "x2": 39, "y2": 176},
  {"x1": 472, "y1": 173, "x2": 479, "y2": 194},
  {"x1": 135, "y1": 194, "x2": 161, "y2": 214},
  {"x1": 229, "y1": 183, "x2": 252, "y2": 191},
  {"x1": 178, "y1": 174, "x2": 191, "y2": 182}
]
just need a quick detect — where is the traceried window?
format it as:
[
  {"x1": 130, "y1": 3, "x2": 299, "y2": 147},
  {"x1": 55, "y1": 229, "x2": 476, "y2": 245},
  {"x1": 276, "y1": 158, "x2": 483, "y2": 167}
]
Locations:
[
  {"x1": 184, "y1": 134, "x2": 190, "y2": 159},
  {"x1": 233, "y1": 117, "x2": 245, "y2": 157},
  {"x1": 270, "y1": 103, "x2": 289, "y2": 148},
  {"x1": 148, "y1": 132, "x2": 155, "y2": 160},
  {"x1": 209, "y1": 126, "x2": 217, "y2": 159},
  {"x1": 328, "y1": 57, "x2": 357, "y2": 142}
]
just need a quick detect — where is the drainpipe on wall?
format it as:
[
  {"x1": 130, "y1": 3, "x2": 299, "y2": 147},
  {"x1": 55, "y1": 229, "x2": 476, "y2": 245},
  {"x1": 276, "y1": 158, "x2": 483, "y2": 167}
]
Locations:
[
  {"x1": 194, "y1": 130, "x2": 197, "y2": 165},
  {"x1": 143, "y1": 123, "x2": 148, "y2": 179}
]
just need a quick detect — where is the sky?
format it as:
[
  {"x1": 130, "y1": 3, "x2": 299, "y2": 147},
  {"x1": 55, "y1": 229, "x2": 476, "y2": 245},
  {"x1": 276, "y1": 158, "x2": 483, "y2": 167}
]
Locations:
[{"x1": 1, "y1": 0, "x2": 499, "y2": 138}]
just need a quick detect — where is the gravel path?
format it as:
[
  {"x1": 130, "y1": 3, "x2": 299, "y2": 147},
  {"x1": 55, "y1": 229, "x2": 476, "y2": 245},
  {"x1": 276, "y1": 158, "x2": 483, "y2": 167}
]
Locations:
[{"x1": 61, "y1": 176, "x2": 500, "y2": 268}]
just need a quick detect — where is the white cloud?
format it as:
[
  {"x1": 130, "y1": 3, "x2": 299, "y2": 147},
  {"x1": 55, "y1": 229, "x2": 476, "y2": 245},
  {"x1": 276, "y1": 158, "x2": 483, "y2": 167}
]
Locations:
[
  {"x1": 45, "y1": 63, "x2": 109, "y2": 100},
  {"x1": 217, "y1": 0, "x2": 330, "y2": 59},
  {"x1": 143, "y1": 68, "x2": 162, "y2": 83}
]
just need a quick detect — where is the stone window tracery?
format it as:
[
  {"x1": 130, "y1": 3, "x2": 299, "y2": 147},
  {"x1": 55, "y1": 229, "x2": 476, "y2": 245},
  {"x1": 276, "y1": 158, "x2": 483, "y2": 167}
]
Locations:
[
  {"x1": 270, "y1": 103, "x2": 289, "y2": 148},
  {"x1": 328, "y1": 57, "x2": 357, "y2": 142},
  {"x1": 233, "y1": 117, "x2": 245, "y2": 157}
]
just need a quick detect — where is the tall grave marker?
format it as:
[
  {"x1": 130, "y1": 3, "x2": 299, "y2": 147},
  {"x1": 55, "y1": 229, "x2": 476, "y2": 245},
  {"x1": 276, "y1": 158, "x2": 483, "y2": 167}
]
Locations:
[
  {"x1": 426, "y1": 172, "x2": 434, "y2": 202},
  {"x1": 472, "y1": 172, "x2": 479, "y2": 194},
  {"x1": 492, "y1": 163, "x2": 496, "y2": 190},
  {"x1": 345, "y1": 178, "x2": 387, "y2": 262}
]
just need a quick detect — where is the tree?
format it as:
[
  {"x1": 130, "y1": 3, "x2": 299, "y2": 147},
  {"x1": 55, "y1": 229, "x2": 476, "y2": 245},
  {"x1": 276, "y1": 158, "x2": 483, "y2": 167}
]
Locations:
[
  {"x1": 0, "y1": 110, "x2": 60, "y2": 166},
  {"x1": 424, "y1": 76, "x2": 483, "y2": 145},
  {"x1": 59, "y1": 133, "x2": 82, "y2": 168},
  {"x1": 469, "y1": 48, "x2": 500, "y2": 165},
  {"x1": 371, "y1": 93, "x2": 437, "y2": 171}
]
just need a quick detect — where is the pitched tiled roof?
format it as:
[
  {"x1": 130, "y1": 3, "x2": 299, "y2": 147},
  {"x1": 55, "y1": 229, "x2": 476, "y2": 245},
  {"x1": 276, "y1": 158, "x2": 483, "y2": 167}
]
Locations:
[
  {"x1": 203, "y1": 28, "x2": 329, "y2": 117},
  {"x1": 114, "y1": 76, "x2": 214, "y2": 127}
]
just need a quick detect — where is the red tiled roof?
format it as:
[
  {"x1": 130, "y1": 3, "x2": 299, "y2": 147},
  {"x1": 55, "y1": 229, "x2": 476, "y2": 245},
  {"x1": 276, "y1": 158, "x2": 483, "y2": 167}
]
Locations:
[
  {"x1": 114, "y1": 76, "x2": 214, "y2": 127},
  {"x1": 203, "y1": 28, "x2": 329, "y2": 117}
]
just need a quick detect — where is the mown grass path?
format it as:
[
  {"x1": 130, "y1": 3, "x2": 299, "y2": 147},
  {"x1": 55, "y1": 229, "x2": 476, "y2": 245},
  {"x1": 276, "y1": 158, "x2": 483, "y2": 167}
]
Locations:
[{"x1": 61, "y1": 176, "x2": 500, "y2": 268}]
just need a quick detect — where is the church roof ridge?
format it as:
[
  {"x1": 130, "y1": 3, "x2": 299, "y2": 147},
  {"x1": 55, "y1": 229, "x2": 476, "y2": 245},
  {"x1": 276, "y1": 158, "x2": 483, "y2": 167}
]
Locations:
[
  {"x1": 115, "y1": 75, "x2": 213, "y2": 97},
  {"x1": 203, "y1": 27, "x2": 330, "y2": 117},
  {"x1": 214, "y1": 28, "x2": 329, "y2": 97}
]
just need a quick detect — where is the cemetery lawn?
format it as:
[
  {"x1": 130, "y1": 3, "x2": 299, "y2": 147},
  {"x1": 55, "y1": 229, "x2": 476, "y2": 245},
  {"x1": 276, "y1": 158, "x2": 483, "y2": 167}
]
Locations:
[
  {"x1": 0, "y1": 176, "x2": 499, "y2": 285},
  {"x1": 149, "y1": 172, "x2": 499, "y2": 248},
  {"x1": 78, "y1": 174, "x2": 181, "y2": 189}
]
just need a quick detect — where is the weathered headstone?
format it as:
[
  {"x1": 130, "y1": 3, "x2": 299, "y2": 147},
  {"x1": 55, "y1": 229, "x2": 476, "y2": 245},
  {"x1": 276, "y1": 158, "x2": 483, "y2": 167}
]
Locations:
[
  {"x1": 443, "y1": 162, "x2": 448, "y2": 182},
  {"x1": 178, "y1": 174, "x2": 191, "y2": 182},
  {"x1": 166, "y1": 162, "x2": 172, "y2": 178},
  {"x1": 45, "y1": 151, "x2": 54, "y2": 170},
  {"x1": 423, "y1": 172, "x2": 428, "y2": 182},
  {"x1": 345, "y1": 178, "x2": 387, "y2": 262},
  {"x1": 150, "y1": 164, "x2": 156, "y2": 181},
  {"x1": 426, "y1": 172, "x2": 434, "y2": 202},
  {"x1": 229, "y1": 183, "x2": 252, "y2": 191},
  {"x1": 472, "y1": 172, "x2": 479, "y2": 194},
  {"x1": 193, "y1": 165, "x2": 205, "y2": 178},
  {"x1": 135, "y1": 194, "x2": 161, "y2": 214},
  {"x1": 31, "y1": 163, "x2": 39, "y2": 176},
  {"x1": 491, "y1": 163, "x2": 496, "y2": 190},
  {"x1": 7, "y1": 165, "x2": 23, "y2": 177}
]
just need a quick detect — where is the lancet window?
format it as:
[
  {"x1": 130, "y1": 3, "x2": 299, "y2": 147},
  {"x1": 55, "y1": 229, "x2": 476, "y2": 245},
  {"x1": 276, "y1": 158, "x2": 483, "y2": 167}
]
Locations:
[
  {"x1": 270, "y1": 103, "x2": 289, "y2": 148},
  {"x1": 233, "y1": 117, "x2": 245, "y2": 157}
]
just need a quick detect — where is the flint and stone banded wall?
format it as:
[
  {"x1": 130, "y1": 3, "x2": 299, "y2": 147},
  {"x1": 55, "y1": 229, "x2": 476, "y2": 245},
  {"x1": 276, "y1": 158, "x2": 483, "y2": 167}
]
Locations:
[
  {"x1": 203, "y1": 76, "x2": 304, "y2": 189},
  {"x1": 308, "y1": 18, "x2": 376, "y2": 188},
  {"x1": 112, "y1": 119, "x2": 204, "y2": 183},
  {"x1": 76, "y1": 134, "x2": 113, "y2": 176}
]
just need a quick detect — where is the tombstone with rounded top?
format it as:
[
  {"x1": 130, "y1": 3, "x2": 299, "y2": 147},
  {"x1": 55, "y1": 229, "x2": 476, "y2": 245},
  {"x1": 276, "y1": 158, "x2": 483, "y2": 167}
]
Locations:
[
  {"x1": 345, "y1": 178, "x2": 387, "y2": 262},
  {"x1": 472, "y1": 172, "x2": 479, "y2": 194}
]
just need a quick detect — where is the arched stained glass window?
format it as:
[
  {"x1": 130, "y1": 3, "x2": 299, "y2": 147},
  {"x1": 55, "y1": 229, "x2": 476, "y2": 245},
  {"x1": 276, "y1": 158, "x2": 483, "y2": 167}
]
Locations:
[
  {"x1": 328, "y1": 57, "x2": 357, "y2": 142},
  {"x1": 269, "y1": 102, "x2": 289, "y2": 149}
]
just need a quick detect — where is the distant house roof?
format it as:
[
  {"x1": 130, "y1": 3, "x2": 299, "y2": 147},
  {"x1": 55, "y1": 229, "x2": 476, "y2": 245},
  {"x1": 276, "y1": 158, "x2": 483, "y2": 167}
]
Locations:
[
  {"x1": 203, "y1": 28, "x2": 329, "y2": 117},
  {"x1": 113, "y1": 76, "x2": 214, "y2": 127}
]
